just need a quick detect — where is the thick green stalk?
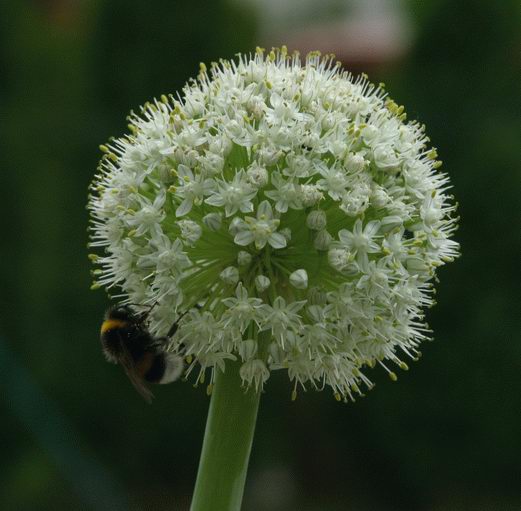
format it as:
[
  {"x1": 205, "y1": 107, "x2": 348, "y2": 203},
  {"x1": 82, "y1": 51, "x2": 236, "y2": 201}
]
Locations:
[{"x1": 190, "y1": 360, "x2": 261, "y2": 511}]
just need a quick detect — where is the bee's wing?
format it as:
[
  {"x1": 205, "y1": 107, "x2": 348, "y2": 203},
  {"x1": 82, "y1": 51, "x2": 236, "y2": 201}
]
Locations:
[{"x1": 118, "y1": 343, "x2": 155, "y2": 404}]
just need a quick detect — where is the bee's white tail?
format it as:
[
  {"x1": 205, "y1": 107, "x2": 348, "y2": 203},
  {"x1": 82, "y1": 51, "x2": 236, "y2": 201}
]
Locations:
[{"x1": 159, "y1": 353, "x2": 184, "y2": 384}]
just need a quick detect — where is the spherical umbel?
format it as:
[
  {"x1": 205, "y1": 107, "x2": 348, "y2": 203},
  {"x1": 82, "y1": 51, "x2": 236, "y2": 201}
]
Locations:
[{"x1": 88, "y1": 47, "x2": 459, "y2": 401}]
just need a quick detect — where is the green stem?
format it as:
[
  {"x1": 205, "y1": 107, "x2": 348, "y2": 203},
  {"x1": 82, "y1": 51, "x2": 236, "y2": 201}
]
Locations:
[{"x1": 190, "y1": 360, "x2": 261, "y2": 511}]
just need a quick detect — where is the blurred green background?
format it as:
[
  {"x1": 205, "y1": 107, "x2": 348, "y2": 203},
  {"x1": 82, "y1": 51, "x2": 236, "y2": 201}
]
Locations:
[{"x1": 1, "y1": 1, "x2": 520, "y2": 510}]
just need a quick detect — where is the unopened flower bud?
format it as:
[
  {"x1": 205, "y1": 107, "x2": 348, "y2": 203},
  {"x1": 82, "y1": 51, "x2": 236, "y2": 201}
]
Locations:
[
  {"x1": 237, "y1": 251, "x2": 252, "y2": 266},
  {"x1": 255, "y1": 275, "x2": 270, "y2": 292},
  {"x1": 314, "y1": 229, "x2": 333, "y2": 251},
  {"x1": 220, "y1": 266, "x2": 240, "y2": 284},
  {"x1": 289, "y1": 269, "x2": 308, "y2": 289},
  {"x1": 306, "y1": 210, "x2": 327, "y2": 231}
]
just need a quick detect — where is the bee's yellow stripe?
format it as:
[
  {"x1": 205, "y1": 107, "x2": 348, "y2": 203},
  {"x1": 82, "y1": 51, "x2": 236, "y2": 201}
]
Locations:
[{"x1": 101, "y1": 319, "x2": 127, "y2": 333}]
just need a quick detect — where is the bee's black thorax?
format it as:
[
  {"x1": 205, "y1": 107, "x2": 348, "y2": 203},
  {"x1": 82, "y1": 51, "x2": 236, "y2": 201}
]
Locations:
[
  {"x1": 102, "y1": 326, "x2": 152, "y2": 359},
  {"x1": 100, "y1": 306, "x2": 158, "y2": 363}
]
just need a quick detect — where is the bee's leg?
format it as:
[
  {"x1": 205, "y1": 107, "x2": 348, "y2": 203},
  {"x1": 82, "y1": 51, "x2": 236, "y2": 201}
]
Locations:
[
  {"x1": 149, "y1": 336, "x2": 168, "y2": 350},
  {"x1": 123, "y1": 301, "x2": 157, "y2": 310},
  {"x1": 166, "y1": 303, "x2": 202, "y2": 338},
  {"x1": 152, "y1": 336, "x2": 187, "y2": 358},
  {"x1": 166, "y1": 310, "x2": 189, "y2": 338},
  {"x1": 166, "y1": 318, "x2": 183, "y2": 338},
  {"x1": 133, "y1": 301, "x2": 159, "y2": 323}
]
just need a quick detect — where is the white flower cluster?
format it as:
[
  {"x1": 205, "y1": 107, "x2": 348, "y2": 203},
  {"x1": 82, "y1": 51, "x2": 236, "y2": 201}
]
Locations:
[{"x1": 89, "y1": 48, "x2": 459, "y2": 400}]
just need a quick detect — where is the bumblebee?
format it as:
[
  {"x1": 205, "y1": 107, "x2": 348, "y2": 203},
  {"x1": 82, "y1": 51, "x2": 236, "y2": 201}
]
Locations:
[{"x1": 100, "y1": 304, "x2": 186, "y2": 403}]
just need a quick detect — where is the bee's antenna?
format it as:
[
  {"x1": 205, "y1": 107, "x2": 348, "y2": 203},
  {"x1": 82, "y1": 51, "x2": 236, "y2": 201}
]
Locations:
[{"x1": 129, "y1": 301, "x2": 159, "y2": 323}]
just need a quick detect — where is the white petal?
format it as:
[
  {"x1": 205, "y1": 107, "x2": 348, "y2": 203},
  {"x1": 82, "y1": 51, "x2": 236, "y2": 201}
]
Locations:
[
  {"x1": 365, "y1": 220, "x2": 381, "y2": 237},
  {"x1": 257, "y1": 200, "x2": 273, "y2": 219},
  {"x1": 268, "y1": 232, "x2": 287, "y2": 249},
  {"x1": 177, "y1": 164, "x2": 193, "y2": 179},
  {"x1": 338, "y1": 229, "x2": 353, "y2": 245},
  {"x1": 205, "y1": 194, "x2": 225, "y2": 207},
  {"x1": 175, "y1": 199, "x2": 192, "y2": 217},
  {"x1": 234, "y1": 231, "x2": 254, "y2": 246}
]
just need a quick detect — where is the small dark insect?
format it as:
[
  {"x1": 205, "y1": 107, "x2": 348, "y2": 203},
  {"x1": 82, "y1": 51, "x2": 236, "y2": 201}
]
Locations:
[{"x1": 100, "y1": 304, "x2": 187, "y2": 403}]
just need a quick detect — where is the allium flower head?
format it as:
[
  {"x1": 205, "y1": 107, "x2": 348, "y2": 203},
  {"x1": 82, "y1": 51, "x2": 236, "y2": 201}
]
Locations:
[{"x1": 89, "y1": 47, "x2": 459, "y2": 400}]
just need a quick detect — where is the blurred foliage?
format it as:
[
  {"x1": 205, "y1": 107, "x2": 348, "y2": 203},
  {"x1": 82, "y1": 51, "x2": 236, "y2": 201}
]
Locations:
[{"x1": 1, "y1": 0, "x2": 520, "y2": 510}]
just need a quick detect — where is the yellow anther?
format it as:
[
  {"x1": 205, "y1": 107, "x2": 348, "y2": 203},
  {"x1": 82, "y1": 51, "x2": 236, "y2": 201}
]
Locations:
[
  {"x1": 206, "y1": 383, "x2": 213, "y2": 396},
  {"x1": 389, "y1": 372, "x2": 398, "y2": 381},
  {"x1": 386, "y1": 99, "x2": 398, "y2": 112},
  {"x1": 334, "y1": 392, "x2": 342, "y2": 402}
]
